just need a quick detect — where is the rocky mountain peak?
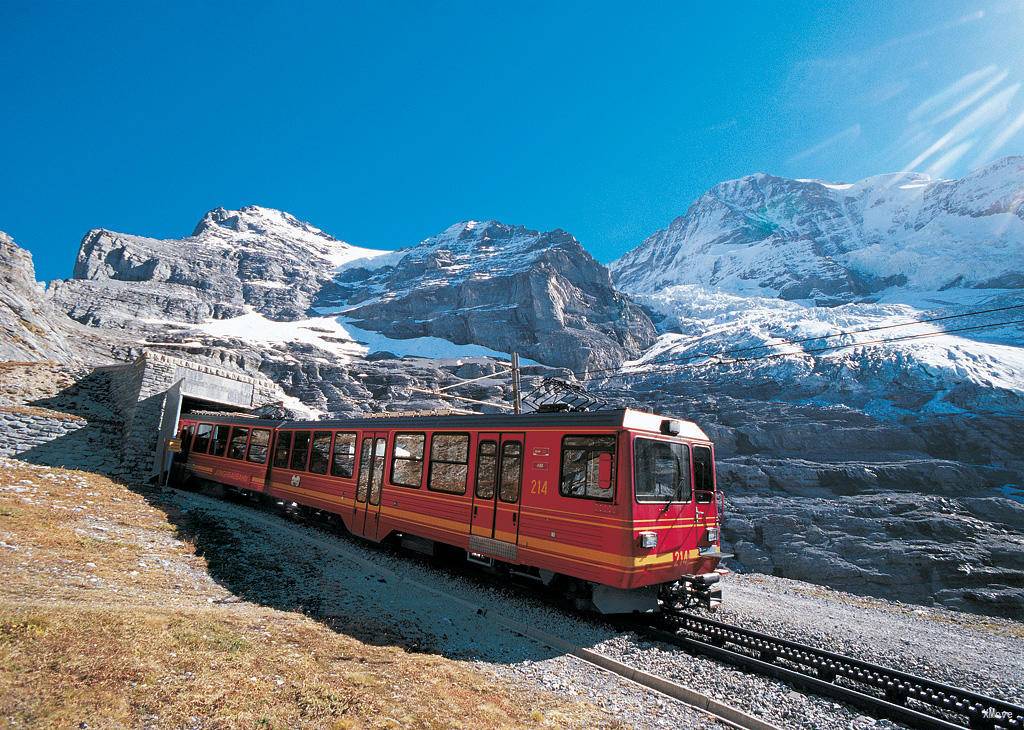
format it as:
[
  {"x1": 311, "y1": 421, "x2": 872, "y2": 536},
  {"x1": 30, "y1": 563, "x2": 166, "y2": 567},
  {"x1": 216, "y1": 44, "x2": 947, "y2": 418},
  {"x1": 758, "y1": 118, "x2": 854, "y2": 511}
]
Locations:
[
  {"x1": 191, "y1": 205, "x2": 341, "y2": 243},
  {"x1": 329, "y1": 219, "x2": 654, "y2": 372},
  {"x1": 0, "y1": 230, "x2": 36, "y2": 282},
  {"x1": 57, "y1": 204, "x2": 397, "y2": 326},
  {"x1": 612, "y1": 156, "x2": 1024, "y2": 303},
  {"x1": 436, "y1": 219, "x2": 491, "y2": 239},
  {"x1": 0, "y1": 232, "x2": 86, "y2": 364},
  {"x1": 403, "y1": 220, "x2": 599, "y2": 279}
]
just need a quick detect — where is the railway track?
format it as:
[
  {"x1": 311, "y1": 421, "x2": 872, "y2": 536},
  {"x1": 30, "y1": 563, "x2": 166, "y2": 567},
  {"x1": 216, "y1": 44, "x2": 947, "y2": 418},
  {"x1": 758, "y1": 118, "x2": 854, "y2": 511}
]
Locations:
[
  {"x1": 186, "y1": 486, "x2": 775, "y2": 729},
  {"x1": 196, "y1": 483, "x2": 1022, "y2": 730},
  {"x1": 642, "y1": 610, "x2": 1024, "y2": 730}
]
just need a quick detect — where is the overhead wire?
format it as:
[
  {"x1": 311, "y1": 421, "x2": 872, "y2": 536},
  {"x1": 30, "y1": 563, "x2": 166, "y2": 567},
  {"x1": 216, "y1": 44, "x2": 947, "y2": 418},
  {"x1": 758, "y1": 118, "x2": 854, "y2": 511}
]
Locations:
[
  {"x1": 571, "y1": 301, "x2": 1024, "y2": 380},
  {"x1": 569, "y1": 315, "x2": 1024, "y2": 384}
]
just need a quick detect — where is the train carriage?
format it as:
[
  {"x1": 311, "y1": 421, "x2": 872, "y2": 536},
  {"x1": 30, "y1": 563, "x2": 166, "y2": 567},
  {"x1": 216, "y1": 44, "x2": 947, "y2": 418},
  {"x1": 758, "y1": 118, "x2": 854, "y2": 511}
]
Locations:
[{"x1": 173, "y1": 408, "x2": 728, "y2": 613}]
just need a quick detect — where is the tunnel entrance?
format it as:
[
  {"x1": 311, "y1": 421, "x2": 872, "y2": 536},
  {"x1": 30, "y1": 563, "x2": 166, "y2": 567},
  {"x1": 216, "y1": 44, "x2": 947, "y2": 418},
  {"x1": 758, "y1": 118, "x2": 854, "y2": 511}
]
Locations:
[
  {"x1": 93, "y1": 351, "x2": 283, "y2": 481},
  {"x1": 180, "y1": 394, "x2": 254, "y2": 416}
]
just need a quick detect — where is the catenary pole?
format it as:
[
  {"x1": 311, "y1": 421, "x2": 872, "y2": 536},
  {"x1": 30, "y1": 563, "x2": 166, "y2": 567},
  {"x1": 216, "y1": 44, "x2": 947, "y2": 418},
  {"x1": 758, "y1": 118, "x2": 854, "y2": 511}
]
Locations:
[{"x1": 512, "y1": 352, "x2": 522, "y2": 415}]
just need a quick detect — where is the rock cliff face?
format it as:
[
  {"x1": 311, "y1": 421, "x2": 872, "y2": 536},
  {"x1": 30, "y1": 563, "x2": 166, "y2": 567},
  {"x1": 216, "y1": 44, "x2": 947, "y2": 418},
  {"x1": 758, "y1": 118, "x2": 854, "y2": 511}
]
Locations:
[
  {"x1": 0, "y1": 231, "x2": 112, "y2": 366},
  {"x1": 331, "y1": 221, "x2": 656, "y2": 372}
]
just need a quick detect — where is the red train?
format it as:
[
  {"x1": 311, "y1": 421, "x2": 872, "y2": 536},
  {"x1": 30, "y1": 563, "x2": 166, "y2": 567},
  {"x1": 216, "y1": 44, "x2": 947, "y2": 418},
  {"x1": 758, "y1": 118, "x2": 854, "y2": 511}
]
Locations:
[{"x1": 172, "y1": 408, "x2": 728, "y2": 613}]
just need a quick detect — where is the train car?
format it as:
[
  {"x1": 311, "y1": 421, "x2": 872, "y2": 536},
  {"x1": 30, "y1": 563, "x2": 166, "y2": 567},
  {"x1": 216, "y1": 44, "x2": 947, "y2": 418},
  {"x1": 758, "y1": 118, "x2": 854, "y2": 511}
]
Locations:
[{"x1": 173, "y1": 409, "x2": 728, "y2": 613}]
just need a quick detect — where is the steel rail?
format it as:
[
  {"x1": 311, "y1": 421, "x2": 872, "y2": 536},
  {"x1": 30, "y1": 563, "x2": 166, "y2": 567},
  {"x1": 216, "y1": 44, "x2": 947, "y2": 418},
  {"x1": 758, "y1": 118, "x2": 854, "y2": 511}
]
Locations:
[
  {"x1": 185, "y1": 480, "x2": 1021, "y2": 730},
  {"x1": 644, "y1": 611, "x2": 1024, "y2": 730},
  {"x1": 184, "y1": 485, "x2": 780, "y2": 730}
]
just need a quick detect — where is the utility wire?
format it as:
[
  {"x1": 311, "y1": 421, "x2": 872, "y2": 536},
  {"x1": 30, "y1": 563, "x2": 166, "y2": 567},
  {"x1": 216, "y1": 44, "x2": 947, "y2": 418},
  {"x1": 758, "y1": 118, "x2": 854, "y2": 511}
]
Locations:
[
  {"x1": 574, "y1": 317, "x2": 1024, "y2": 383},
  {"x1": 574, "y1": 302, "x2": 1024, "y2": 379}
]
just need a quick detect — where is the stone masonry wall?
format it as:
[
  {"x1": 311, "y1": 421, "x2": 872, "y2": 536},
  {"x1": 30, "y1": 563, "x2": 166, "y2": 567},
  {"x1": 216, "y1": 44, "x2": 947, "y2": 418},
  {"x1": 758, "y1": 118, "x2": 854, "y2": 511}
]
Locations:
[
  {"x1": 94, "y1": 356, "x2": 145, "y2": 442},
  {"x1": 112, "y1": 351, "x2": 281, "y2": 480},
  {"x1": 0, "y1": 406, "x2": 87, "y2": 457},
  {"x1": 0, "y1": 351, "x2": 284, "y2": 482}
]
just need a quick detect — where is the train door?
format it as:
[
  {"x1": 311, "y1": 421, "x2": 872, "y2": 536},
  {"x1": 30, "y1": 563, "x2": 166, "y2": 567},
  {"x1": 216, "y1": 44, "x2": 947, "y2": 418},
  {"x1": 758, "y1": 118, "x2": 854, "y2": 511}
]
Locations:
[
  {"x1": 354, "y1": 433, "x2": 387, "y2": 538},
  {"x1": 470, "y1": 432, "x2": 524, "y2": 544},
  {"x1": 691, "y1": 444, "x2": 719, "y2": 548},
  {"x1": 170, "y1": 422, "x2": 194, "y2": 487},
  {"x1": 256, "y1": 428, "x2": 275, "y2": 492}
]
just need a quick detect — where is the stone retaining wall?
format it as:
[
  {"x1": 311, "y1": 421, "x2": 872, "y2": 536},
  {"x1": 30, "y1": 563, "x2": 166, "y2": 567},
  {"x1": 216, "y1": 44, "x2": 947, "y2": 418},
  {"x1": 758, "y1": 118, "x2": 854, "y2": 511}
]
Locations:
[
  {"x1": 95, "y1": 351, "x2": 282, "y2": 480},
  {"x1": 0, "y1": 407, "x2": 87, "y2": 457},
  {"x1": 0, "y1": 351, "x2": 284, "y2": 480}
]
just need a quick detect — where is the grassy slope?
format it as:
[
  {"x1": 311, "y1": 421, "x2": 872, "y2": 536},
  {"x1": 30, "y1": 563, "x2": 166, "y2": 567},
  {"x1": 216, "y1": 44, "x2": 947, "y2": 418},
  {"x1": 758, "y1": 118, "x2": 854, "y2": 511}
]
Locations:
[{"x1": 0, "y1": 459, "x2": 620, "y2": 729}]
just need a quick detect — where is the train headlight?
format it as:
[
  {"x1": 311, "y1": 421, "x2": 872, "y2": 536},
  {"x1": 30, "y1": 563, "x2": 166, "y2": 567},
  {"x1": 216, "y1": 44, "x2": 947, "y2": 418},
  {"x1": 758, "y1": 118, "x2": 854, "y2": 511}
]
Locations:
[
  {"x1": 706, "y1": 527, "x2": 720, "y2": 544},
  {"x1": 638, "y1": 531, "x2": 658, "y2": 549}
]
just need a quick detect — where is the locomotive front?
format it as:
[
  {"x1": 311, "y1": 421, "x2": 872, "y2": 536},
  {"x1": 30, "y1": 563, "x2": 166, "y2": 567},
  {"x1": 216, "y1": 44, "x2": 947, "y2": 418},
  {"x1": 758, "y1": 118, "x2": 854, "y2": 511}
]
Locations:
[{"x1": 621, "y1": 412, "x2": 730, "y2": 612}]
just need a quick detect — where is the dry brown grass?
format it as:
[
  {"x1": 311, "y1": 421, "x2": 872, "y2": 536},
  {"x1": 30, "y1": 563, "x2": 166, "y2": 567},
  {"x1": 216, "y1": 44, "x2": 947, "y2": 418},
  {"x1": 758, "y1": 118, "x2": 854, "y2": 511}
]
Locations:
[
  {"x1": 0, "y1": 404, "x2": 86, "y2": 421},
  {"x1": 0, "y1": 360, "x2": 78, "y2": 406},
  {"x1": 0, "y1": 460, "x2": 622, "y2": 729}
]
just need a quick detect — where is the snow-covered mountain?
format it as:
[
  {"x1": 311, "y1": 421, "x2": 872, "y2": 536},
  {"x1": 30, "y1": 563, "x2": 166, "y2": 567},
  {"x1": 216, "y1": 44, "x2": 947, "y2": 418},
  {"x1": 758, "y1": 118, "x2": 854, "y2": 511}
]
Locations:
[
  {"x1": 329, "y1": 220, "x2": 655, "y2": 372},
  {"x1": 606, "y1": 159, "x2": 1024, "y2": 420},
  {"x1": 612, "y1": 156, "x2": 1024, "y2": 302}
]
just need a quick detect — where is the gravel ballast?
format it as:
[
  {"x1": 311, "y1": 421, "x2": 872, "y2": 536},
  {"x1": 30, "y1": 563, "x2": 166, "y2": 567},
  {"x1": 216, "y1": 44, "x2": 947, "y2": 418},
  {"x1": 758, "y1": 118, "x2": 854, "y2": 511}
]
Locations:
[{"x1": 156, "y1": 483, "x2": 1023, "y2": 729}]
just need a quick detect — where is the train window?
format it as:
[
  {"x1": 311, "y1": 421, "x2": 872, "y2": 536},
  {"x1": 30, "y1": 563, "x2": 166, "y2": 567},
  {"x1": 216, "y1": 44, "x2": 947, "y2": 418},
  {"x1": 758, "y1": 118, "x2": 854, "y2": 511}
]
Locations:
[
  {"x1": 290, "y1": 431, "x2": 312, "y2": 471},
  {"x1": 211, "y1": 425, "x2": 231, "y2": 457},
  {"x1": 228, "y1": 427, "x2": 249, "y2": 460},
  {"x1": 474, "y1": 441, "x2": 497, "y2": 499},
  {"x1": 634, "y1": 438, "x2": 691, "y2": 503},
  {"x1": 273, "y1": 431, "x2": 293, "y2": 468},
  {"x1": 428, "y1": 433, "x2": 469, "y2": 494},
  {"x1": 193, "y1": 423, "x2": 212, "y2": 453},
  {"x1": 560, "y1": 435, "x2": 616, "y2": 501},
  {"x1": 330, "y1": 432, "x2": 357, "y2": 478},
  {"x1": 391, "y1": 433, "x2": 425, "y2": 488},
  {"x1": 247, "y1": 428, "x2": 270, "y2": 464},
  {"x1": 309, "y1": 431, "x2": 332, "y2": 474},
  {"x1": 693, "y1": 445, "x2": 715, "y2": 503},
  {"x1": 499, "y1": 441, "x2": 523, "y2": 503}
]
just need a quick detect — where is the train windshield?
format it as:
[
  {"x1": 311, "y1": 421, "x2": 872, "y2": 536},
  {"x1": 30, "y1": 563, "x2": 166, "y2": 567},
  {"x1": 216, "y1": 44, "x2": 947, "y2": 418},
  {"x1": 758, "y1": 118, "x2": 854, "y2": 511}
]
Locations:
[{"x1": 634, "y1": 438, "x2": 691, "y2": 503}]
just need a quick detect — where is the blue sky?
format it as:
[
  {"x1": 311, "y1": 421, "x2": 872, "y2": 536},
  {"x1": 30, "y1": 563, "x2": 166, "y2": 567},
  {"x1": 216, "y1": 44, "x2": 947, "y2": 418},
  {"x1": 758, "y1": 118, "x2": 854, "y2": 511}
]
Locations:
[{"x1": 2, "y1": 1, "x2": 1023, "y2": 280}]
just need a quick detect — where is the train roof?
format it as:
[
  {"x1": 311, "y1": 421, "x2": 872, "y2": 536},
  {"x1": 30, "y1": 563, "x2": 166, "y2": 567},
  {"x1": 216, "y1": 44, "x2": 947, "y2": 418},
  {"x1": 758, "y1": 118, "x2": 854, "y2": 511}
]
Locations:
[
  {"x1": 287, "y1": 408, "x2": 709, "y2": 440},
  {"x1": 181, "y1": 414, "x2": 286, "y2": 427},
  {"x1": 182, "y1": 409, "x2": 709, "y2": 441}
]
